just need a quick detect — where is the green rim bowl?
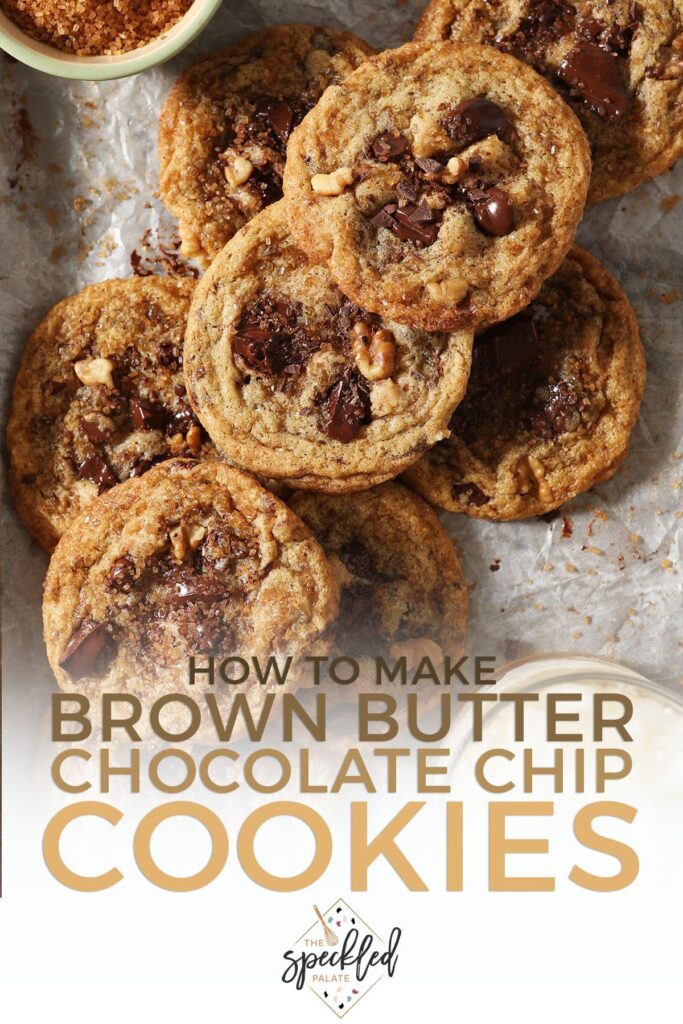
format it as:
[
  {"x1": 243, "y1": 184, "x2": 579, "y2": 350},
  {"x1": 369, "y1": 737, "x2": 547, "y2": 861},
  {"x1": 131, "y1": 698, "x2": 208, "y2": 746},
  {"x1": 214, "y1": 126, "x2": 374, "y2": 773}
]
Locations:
[{"x1": 0, "y1": 0, "x2": 223, "y2": 80}]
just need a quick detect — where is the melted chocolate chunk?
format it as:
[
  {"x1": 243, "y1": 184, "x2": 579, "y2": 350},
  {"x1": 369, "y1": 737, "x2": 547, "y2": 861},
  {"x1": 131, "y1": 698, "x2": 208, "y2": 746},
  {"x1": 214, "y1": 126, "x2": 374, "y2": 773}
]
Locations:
[
  {"x1": 530, "y1": 379, "x2": 582, "y2": 436},
  {"x1": 45, "y1": 378, "x2": 67, "y2": 396},
  {"x1": 107, "y1": 555, "x2": 136, "y2": 593},
  {"x1": 157, "y1": 342, "x2": 182, "y2": 369},
  {"x1": 59, "y1": 621, "x2": 111, "y2": 679},
  {"x1": 370, "y1": 131, "x2": 410, "y2": 162},
  {"x1": 252, "y1": 95, "x2": 311, "y2": 151},
  {"x1": 78, "y1": 455, "x2": 118, "y2": 493},
  {"x1": 467, "y1": 186, "x2": 515, "y2": 236},
  {"x1": 594, "y1": 23, "x2": 632, "y2": 56},
  {"x1": 234, "y1": 328, "x2": 286, "y2": 377},
  {"x1": 443, "y1": 98, "x2": 509, "y2": 148},
  {"x1": 474, "y1": 316, "x2": 538, "y2": 375},
  {"x1": 168, "y1": 407, "x2": 198, "y2": 435},
  {"x1": 452, "y1": 482, "x2": 489, "y2": 507},
  {"x1": 527, "y1": 0, "x2": 575, "y2": 37},
  {"x1": 579, "y1": 8, "x2": 639, "y2": 57},
  {"x1": 131, "y1": 398, "x2": 166, "y2": 431},
  {"x1": 415, "y1": 156, "x2": 445, "y2": 175},
  {"x1": 137, "y1": 553, "x2": 238, "y2": 655},
  {"x1": 557, "y1": 41, "x2": 630, "y2": 119},
  {"x1": 80, "y1": 417, "x2": 110, "y2": 444},
  {"x1": 339, "y1": 541, "x2": 394, "y2": 583},
  {"x1": 371, "y1": 201, "x2": 441, "y2": 247},
  {"x1": 325, "y1": 368, "x2": 371, "y2": 443},
  {"x1": 215, "y1": 94, "x2": 311, "y2": 214},
  {"x1": 166, "y1": 566, "x2": 228, "y2": 607},
  {"x1": 233, "y1": 297, "x2": 320, "y2": 382},
  {"x1": 175, "y1": 610, "x2": 234, "y2": 655},
  {"x1": 129, "y1": 457, "x2": 163, "y2": 478},
  {"x1": 265, "y1": 99, "x2": 294, "y2": 145},
  {"x1": 501, "y1": 1, "x2": 576, "y2": 65}
]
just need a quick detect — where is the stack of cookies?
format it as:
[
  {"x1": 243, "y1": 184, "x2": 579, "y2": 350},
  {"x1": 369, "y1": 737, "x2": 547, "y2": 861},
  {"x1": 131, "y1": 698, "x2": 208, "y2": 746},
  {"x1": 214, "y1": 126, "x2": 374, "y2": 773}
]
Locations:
[{"x1": 9, "y1": 4, "x2": 673, "y2": 710}]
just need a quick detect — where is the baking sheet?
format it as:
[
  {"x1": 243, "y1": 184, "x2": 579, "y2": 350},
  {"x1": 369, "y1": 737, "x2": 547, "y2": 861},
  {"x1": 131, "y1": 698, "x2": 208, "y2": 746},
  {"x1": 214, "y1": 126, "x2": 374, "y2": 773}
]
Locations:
[{"x1": 1, "y1": 0, "x2": 681, "y2": 701}]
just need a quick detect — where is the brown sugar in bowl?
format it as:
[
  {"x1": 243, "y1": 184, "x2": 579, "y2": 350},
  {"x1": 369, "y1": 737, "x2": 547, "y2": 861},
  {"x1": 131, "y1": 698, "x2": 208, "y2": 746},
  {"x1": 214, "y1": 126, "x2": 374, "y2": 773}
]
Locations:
[{"x1": 0, "y1": 0, "x2": 222, "y2": 80}]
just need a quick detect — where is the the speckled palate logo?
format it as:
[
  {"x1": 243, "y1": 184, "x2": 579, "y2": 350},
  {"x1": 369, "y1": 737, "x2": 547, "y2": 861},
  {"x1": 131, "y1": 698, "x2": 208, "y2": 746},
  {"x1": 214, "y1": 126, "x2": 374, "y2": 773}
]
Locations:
[{"x1": 281, "y1": 898, "x2": 401, "y2": 1017}]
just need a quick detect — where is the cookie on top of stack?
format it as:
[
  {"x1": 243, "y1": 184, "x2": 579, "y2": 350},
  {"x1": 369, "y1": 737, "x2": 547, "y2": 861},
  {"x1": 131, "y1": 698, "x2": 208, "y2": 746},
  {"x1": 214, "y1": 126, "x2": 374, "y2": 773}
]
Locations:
[
  {"x1": 7, "y1": 13, "x2": 659, "y2": 711},
  {"x1": 414, "y1": 0, "x2": 683, "y2": 206}
]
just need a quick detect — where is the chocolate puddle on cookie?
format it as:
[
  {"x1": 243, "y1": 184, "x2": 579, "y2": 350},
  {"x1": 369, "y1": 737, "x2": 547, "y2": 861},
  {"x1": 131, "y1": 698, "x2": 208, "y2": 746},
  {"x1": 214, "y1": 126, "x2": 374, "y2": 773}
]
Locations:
[
  {"x1": 453, "y1": 307, "x2": 592, "y2": 452},
  {"x1": 233, "y1": 297, "x2": 391, "y2": 444},
  {"x1": 498, "y1": 0, "x2": 578, "y2": 64},
  {"x1": 335, "y1": 540, "x2": 399, "y2": 656},
  {"x1": 59, "y1": 619, "x2": 114, "y2": 679},
  {"x1": 135, "y1": 525, "x2": 266, "y2": 658},
  {"x1": 59, "y1": 524, "x2": 266, "y2": 678},
  {"x1": 494, "y1": 4, "x2": 636, "y2": 121},
  {"x1": 216, "y1": 93, "x2": 314, "y2": 208},
  {"x1": 361, "y1": 101, "x2": 518, "y2": 250},
  {"x1": 557, "y1": 39, "x2": 630, "y2": 119},
  {"x1": 234, "y1": 296, "x2": 322, "y2": 383},
  {"x1": 68, "y1": 345, "x2": 206, "y2": 492}
]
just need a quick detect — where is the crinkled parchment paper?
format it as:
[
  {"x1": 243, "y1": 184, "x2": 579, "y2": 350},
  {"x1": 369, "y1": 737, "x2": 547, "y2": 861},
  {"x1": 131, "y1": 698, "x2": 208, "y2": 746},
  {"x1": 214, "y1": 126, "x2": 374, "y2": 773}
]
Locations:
[{"x1": 1, "y1": 0, "x2": 681, "y2": 705}]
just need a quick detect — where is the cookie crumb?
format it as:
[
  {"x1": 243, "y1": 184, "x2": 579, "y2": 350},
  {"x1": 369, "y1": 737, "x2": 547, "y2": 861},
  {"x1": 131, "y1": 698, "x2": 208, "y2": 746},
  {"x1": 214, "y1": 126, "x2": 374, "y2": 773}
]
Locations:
[
  {"x1": 659, "y1": 289, "x2": 680, "y2": 304},
  {"x1": 660, "y1": 195, "x2": 681, "y2": 214}
]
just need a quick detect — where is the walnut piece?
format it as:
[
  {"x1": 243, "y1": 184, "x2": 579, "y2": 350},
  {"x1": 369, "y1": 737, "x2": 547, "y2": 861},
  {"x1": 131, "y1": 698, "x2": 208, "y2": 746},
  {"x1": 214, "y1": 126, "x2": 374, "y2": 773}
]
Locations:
[
  {"x1": 351, "y1": 322, "x2": 396, "y2": 381},
  {"x1": 169, "y1": 522, "x2": 206, "y2": 562},
  {"x1": 180, "y1": 228, "x2": 204, "y2": 262},
  {"x1": 186, "y1": 424, "x2": 202, "y2": 456},
  {"x1": 225, "y1": 155, "x2": 253, "y2": 187},
  {"x1": 516, "y1": 455, "x2": 553, "y2": 503},
  {"x1": 426, "y1": 279, "x2": 469, "y2": 304},
  {"x1": 311, "y1": 167, "x2": 354, "y2": 196},
  {"x1": 73, "y1": 357, "x2": 115, "y2": 390},
  {"x1": 527, "y1": 455, "x2": 553, "y2": 503},
  {"x1": 441, "y1": 155, "x2": 468, "y2": 183}
]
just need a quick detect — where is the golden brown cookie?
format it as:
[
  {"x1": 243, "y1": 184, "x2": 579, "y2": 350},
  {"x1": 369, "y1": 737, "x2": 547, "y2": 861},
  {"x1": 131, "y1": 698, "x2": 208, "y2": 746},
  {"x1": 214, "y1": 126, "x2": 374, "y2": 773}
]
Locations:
[
  {"x1": 7, "y1": 277, "x2": 210, "y2": 552},
  {"x1": 282, "y1": 40, "x2": 590, "y2": 332},
  {"x1": 402, "y1": 247, "x2": 646, "y2": 520},
  {"x1": 158, "y1": 24, "x2": 374, "y2": 268},
  {"x1": 289, "y1": 483, "x2": 468, "y2": 660},
  {"x1": 43, "y1": 459, "x2": 340, "y2": 714},
  {"x1": 183, "y1": 202, "x2": 473, "y2": 492},
  {"x1": 414, "y1": 0, "x2": 683, "y2": 205}
]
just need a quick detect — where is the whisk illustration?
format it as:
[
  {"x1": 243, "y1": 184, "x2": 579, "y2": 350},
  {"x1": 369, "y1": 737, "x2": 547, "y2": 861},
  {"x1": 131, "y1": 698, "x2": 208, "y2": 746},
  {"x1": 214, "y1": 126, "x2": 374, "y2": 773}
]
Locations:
[{"x1": 314, "y1": 904, "x2": 339, "y2": 946}]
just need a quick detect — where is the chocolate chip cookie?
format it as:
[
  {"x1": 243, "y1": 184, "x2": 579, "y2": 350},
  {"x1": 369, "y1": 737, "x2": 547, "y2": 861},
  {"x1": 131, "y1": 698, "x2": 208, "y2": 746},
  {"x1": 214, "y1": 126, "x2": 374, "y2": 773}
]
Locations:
[
  {"x1": 184, "y1": 202, "x2": 473, "y2": 492},
  {"x1": 415, "y1": 1, "x2": 683, "y2": 205},
  {"x1": 282, "y1": 41, "x2": 590, "y2": 332},
  {"x1": 158, "y1": 24, "x2": 374, "y2": 268},
  {"x1": 289, "y1": 482, "x2": 468, "y2": 660},
  {"x1": 7, "y1": 277, "x2": 210, "y2": 552},
  {"x1": 43, "y1": 459, "x2": 339, "y2": 713},
  {"x1": 402, "y1": 247, "x2": 646, "y2": 519}
]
